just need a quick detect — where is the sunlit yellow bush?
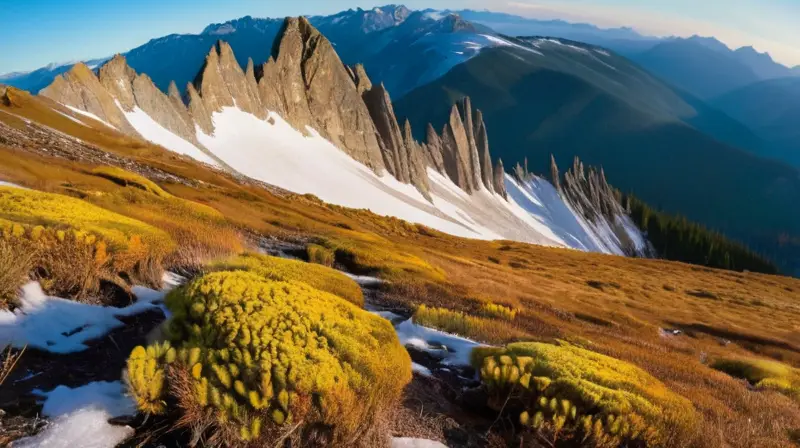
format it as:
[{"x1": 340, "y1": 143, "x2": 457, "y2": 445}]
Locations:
[
  {"x1": 127, "y1": 271, "x2": 410, "y2": 445},
  {"x1": 472, "y1": 341, "x2": 697, "y2": 446},
  {"x1": 208, "y1": 253, "x2": 363, "y2": 306},
  {"x1": 712, "y1": 357, "x2": 800, "y2": 402}
]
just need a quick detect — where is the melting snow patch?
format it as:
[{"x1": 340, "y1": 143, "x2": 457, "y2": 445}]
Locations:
[
  {"x1": 15, "y1": 382, "x2": 135, "y2": 448},
  {"x1": 343, "y1": 273, "x2": 385, "y2": 287},
  {"x1": 0, "y1": 276, "x2": 177, "y2": 354},
  {"x1": 123, "y1": 106, "x2": 219, "y2": 166},
  {"x1": 14, "y1": 408, "x2": 134, "y2": 448},
  {"x1": 392, "y1": 437, "x2": 449, "y2": 448},
  {"x1": 412, "y1": 362, "x2": 433, "y2": 377},
  {"x1": 393, "y1": 318, "x2": 482, "y2": 367}
]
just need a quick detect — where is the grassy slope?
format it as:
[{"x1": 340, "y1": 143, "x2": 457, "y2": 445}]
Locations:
[
  {"x1": 2, "y1": 92, "x2": 800, "y2": 446},
  {"x1": 394, "y1": 47, "x2": 800, "y2": 275}
]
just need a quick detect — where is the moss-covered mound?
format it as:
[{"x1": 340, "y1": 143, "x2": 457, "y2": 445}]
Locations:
[
  {"x1": 472, "y1": 342, "x2": 696, "y2": 447},
  {"x1": 0, "y1": 186, "x2": 173, "y2": 297},
  {"x1": 0, "y1": 186, "x2": 172, "y2": 254},
  {"x1": 208, "y1": 253, "x2": 363, "y2": 306},
  {"x1": 712, "y1": 357, "x2": 800, "y2": 402},
  {"x1": 126, "y1": 271, "x2": 410, "y2": 446}
]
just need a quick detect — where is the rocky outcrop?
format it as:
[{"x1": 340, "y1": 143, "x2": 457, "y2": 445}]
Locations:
[
  {"x1": 441, "y1": 105, "x2": 474, "y2": 192},
  {"x1": 351, "y1": 64, "x2": 372, "y2": 95},
  {"x1": 256, "y1": 17, "x2": 386, "y2": 172},
  {"x1": 363, "y1": 83, "x2": 408, "y2": 182},
  {"x1": 40, "y1": 62, "x2": 138, "y2": 135},
  {"x1": 458, "y1": 98, "x2": 484, "y2": 191}
]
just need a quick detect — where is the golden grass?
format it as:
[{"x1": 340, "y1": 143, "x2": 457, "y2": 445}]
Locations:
[
  {"x1": 712, "y1": 357, "x2": 800, "y2": 402},
  {"x1": 0, "y1": 238, "x2": 33, "y2": 308},
  {"x1": 413, "y1": 304, "x2": 527, "y2": 343}
]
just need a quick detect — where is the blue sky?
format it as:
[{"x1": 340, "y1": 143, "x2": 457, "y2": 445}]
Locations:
[{"x1": 1, "y1": 0, "x2": 798, "y2": 74}]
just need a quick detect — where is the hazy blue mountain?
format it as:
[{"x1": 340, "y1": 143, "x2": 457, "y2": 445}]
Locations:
[
  {"x1": 394, "y1": 39, "x2": 800, "y2": 273},
  {"x1": 631, "y1": 37, "x2": 761, "y2": 99},
  {"x1": 712, "y1": 77, "x2": 800, "y2": 167},
  {"x1": 733, "y1": 46, "x2": 795, "y2": 79}
]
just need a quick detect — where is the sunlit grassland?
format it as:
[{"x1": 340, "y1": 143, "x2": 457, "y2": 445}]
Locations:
[{"x1": 2, "y1": 92, "x2": 800, "y2": 446}]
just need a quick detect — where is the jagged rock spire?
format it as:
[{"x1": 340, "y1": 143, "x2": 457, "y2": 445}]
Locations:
[
  {"x1": 193, "y1": 40, "x2": 265, "y2": 120},
  {"x1": 494, "y1": 159, "x2": 508, "y2": 199},
  {"x1": 424, "y1": 123, "x2": 446, "y2": 174},
  {"x1": 441, "y1": 105, "x2": 474, "y2": 192},
  {"x1": 255, "y1": 17, "x2": 386, "y2": 172},
  {"x1": 550, "y1": 154, "x2": 561, "y2": 191}
]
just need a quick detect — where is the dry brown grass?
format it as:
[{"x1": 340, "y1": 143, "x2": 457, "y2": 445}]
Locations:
[
  {"x1": 0, "y1": 346, "x2": 25, "y2": 386},
  {"x1": 0, "y1": 238, "x2": 33, "y2": 309},
  {"x1": 3, "y1": 92, "x2": 800, "y2": 446}
]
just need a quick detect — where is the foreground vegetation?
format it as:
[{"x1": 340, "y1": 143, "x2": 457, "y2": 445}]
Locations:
[
  {"x1": 1, "y1": 91, "x2": 800, "y2": 446},
  {"x1": 127, "y1": 271, "x2": 410, "y2": 446}
]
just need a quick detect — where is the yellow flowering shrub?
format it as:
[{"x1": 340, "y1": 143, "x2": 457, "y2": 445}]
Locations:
[
  {"x1": 127, "y1": 271, "x2": 410, "y2": 445},
  {"x1": 208, "y1": 253, "x2": 363, "y2": 306},
  {"x1": 472, "y1": 341, "x2": 697, "y2": 447},
  {"x1": 712, "y1": 357, "x2": 800, "y2": 402}
]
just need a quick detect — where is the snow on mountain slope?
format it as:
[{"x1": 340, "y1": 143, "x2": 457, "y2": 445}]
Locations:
[
  {"x1": 122, "y1": 106, "x2": 219, "y2": 166},
  {"x1": 183, "y1": 106, "x2": 637, "y2": 254}
]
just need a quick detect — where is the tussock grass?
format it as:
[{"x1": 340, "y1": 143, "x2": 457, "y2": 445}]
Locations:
[
  {"x1": 0, "y1": 239, "x2": 33, "y2": 308},
  {"x1": 207, "y1": 253, "x2": 363, "y2": 307},
  {"x1": 480, "y1": 302, "x2": 518, "y2": 321},
  {"x1": 712, "y1": 357, "x2": 800, "y2": 401},
  {"x1": 413, "y1": 304, "x2": 526, "y2": 343},
  {"x1": 306, "y1": 243, "x2": 334, "y2": 267}
]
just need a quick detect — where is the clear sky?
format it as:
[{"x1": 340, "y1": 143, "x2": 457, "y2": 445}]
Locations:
[{"x1": 1, "y1": 0, "x2": 798, "y2": 74}]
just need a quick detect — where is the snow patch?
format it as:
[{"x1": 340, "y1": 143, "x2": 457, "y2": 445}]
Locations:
[
  {"x1": 123, "y1": 106, "x2": 218, "y2": 166},
  {"x1": 15, "y1": 382, "x2": 135, "y2": 448},
  {"x1": 54, "y1": 109, "x2": 88, "y2": 127},
  {"x1": 392, "y1": 438, "x2": 449, "y2": 448},
  {"x1": 394, "y1": 318, "x2": 483, "y2": 367},
  {"x1": 0, "y1": 275, "x2": 176, "y2": 354},
  {"x1": 343, "y1": 273, "x2": 384, "y2": 287},
  {"x1": 64, "y1": 105, "x2": 116, "y2": 130}
]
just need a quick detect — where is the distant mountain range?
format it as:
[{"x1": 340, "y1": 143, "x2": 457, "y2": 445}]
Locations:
[
  {"x1": 394, "y1": 37, "x2": 800, "y2": 273},
  {"x1": 712, "y1": 77, "x2": 800, "y2": 168},
  {"x1": 5, "y1": 6, "x2": 797, "y2": 98}
]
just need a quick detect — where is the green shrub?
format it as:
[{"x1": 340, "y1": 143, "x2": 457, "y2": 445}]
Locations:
[
  {"x1": 306, "y1": 243, "x2": 334, "y2": 267},
  {"x1": 472, "y1": 341, "x2": 697, "y2": 446},
  {"x1": 207, "y1": 253, "x2": 363, "y2": 307},
  {"x1": 712, "y1": 357, "x2": 800, "y2": 401},
  {"x1": 127, "y1": 271, "x2": 411, "y2": 446}
]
